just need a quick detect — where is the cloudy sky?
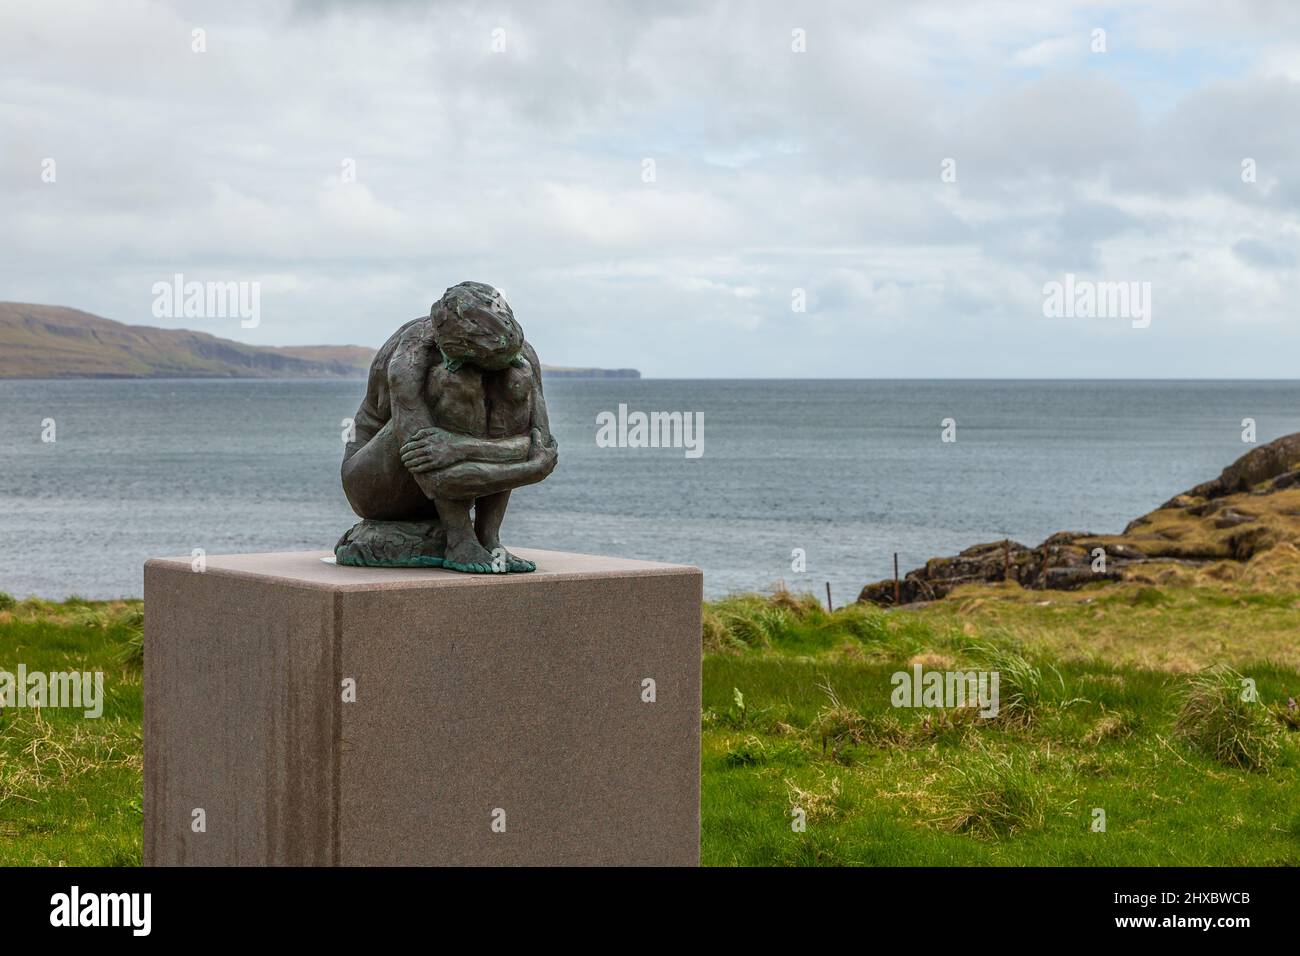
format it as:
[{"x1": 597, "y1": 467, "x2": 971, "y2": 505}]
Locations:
[{"x1": 2, "y1": 0, "x2": 1297, "y2": 377}]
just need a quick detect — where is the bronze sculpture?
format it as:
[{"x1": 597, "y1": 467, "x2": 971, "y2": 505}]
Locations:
[{"x1": 335, "y1": 282, "x2": 558, "y2": 572}]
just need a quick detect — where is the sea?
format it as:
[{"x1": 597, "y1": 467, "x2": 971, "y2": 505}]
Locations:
[{"x1": 2, "y1": 378, "x2": 1299, "y2": 604}]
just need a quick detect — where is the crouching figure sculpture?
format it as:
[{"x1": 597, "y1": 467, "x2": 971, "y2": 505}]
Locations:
[{"x1": 336, "y1": 282, "x2": 558, "y2": 573}]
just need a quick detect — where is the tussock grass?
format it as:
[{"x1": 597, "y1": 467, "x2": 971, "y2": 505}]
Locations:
[
  {"x1": 703, "y1": 595, "x2": 798, "y2": 651},
  {"x1": 116, "y1": 610, "x2": 143, "y2": 668},
  {"x1": 703, "y1": 589, "x2": 893, "y2": 655},
  {"x1": 811, "y1": 682, "x2": 870, "y2": 756},
  {"x1": 929, "y1": 746, "x2": 1047, "y2": 838},
  {"x1": 810, "y1": 682, "x2": 909, "y2": 760},
  {"x1": 1174, "y1": 666, "x2": 1285, "y2": 771},
  {"x1": 965, "y1": 639, "x2": 1056, "y2": 726}
]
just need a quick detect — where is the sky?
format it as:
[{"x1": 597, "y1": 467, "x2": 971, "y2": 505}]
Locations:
[{"x1": 1, "y1": 0, "x2": 1297, "y2": 377}]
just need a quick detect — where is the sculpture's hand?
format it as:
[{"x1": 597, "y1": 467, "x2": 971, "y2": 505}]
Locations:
[
  {"x1": 402, "y1": 427, "x2": 532, "y2": 476},
  {"x1": 413, "y1": 428, "x2": 557, "y2": 500},
  {"x1": 400, "y1": 426, "x2": 465, "y2": 474},
  {"x1": 530, "y1": 427, "x2": 559, "y2": 476}
]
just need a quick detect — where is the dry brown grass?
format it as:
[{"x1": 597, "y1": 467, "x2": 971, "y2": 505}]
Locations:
[
  {"x1": 928, "y1": 549, "x2": 1300, "y2": 671},
  {"x1": 1084, "y1": 486, "x2": 1300, "y2": 561},
  {"x1": 784, "y1": 773, "x2": 847, "y2": 823},
  {"x1": 0, "y1": 710, "x2": 142, "y2": 808}
]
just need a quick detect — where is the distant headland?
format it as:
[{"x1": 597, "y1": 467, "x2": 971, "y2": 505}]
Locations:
[{"x1": 0, "y1": 303, "x2": 640, "y2": 380}]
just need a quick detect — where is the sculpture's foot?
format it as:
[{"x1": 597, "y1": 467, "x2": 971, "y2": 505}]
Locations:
[
  {"x1": 443, "y1": 538, "x2": 505, "y2": 574},
  {"x1": 496, "y1": 548, "x2": 536, "y2": 573},
  {"x1": 335, "y1": 519, "x2": 446, "y2": 568}
]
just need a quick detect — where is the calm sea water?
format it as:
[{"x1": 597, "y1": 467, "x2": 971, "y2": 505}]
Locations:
[{"x1": 2, "y1": 379, "x2": 1299, "y2": 603}]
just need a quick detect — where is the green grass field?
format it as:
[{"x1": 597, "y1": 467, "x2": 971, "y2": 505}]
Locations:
[
  {"x1": 702, "y1": 584, "x2": 1299, "y2": 865},
  {"x1": 0, "y1": 596, "x2": 142, "y2": 865},
  {"x1": 0, "y1": 579, "x2": 1297, "y2": 866}
]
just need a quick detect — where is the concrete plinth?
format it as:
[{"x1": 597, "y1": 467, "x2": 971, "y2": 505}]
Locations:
[{"x1": 143, "y1": 549, "x2": 701, "y2": 866}]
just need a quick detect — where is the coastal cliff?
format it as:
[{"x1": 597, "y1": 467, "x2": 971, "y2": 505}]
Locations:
[
  {"x1": 0, "y1": 303, "x2": 372, "y2": 379},
  {"x1": 0, "y1": 303, "x2": 641, "y2": 380}
]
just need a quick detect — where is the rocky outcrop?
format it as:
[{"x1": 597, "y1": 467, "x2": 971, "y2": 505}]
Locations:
[
  {"x1": 859, "y1": 432, "x2": 1300, "y2": 607},
  {"x1": 858, "y1": 534, "x2": 1129, "y2": 606},
  {"x1": 1162, "y1": 432, "x2": 1300, "y2": 506}
]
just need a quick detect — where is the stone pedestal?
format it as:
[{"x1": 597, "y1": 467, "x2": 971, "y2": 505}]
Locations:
[{"x1": 143, "y1": 549, "x2": 701, "y2": 866}]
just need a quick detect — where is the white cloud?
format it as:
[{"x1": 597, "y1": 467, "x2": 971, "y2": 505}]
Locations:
[
  {"x1": 1009, "y1": 36, "x2": 1087, "y2": 68},
  {"x1": 0, "y1": 0, "x2": 1297, "y2": 376}
]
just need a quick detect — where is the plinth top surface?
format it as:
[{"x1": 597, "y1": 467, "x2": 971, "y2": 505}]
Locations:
[{"x1": 145, "y1": 548, "x2": 700, "y2": 592}]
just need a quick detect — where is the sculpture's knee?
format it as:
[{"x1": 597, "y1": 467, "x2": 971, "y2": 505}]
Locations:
[{"x1": 341, "y1": 429, "x2": 431, "y2": 520}]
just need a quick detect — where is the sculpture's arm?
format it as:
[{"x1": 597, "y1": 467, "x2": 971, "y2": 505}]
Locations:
[
  {"x1": 524, "y1": 343, "x2": 556, "y2": 450},
  {"x1": 415, "y1": 428, "x2": 558, "y2": 500},
  {"x1": 419, "y1": 349, "x2": 558, "y2": 498},
  {"x1": 386, "y1": 318, "x2": 437, "y2": 448},
  {"x1": 401, "y1": 429, "x2": 530, "y2": 473}
]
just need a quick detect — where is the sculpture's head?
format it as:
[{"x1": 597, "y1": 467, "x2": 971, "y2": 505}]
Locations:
[{"x1": 430, "y1": 281, "x2": 525, "y2": 372}]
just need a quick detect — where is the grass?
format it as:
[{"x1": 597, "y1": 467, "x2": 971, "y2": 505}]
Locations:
[
  {"x1": 926, "y1": 557, "x2": 1300, "y2": 672},
  {"x1": 0, "y1": 572, "x2": 1297, "y2": 866},
  {"x1": 701, "y1": 580, "x2": 1300, "y2": 866},
  {"x1": 0, "y1": 595, "x2": 143, "y2": 865},
  {"x1": 1091, "y1": 487, "x2": 1300, "y2": 562},
  {"x1": 1174, "y1": 665, "x2": 1285, "y2": 771},
  {"x1": 930, "y1": 744, "x2": 1047, "y2": 838}
]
